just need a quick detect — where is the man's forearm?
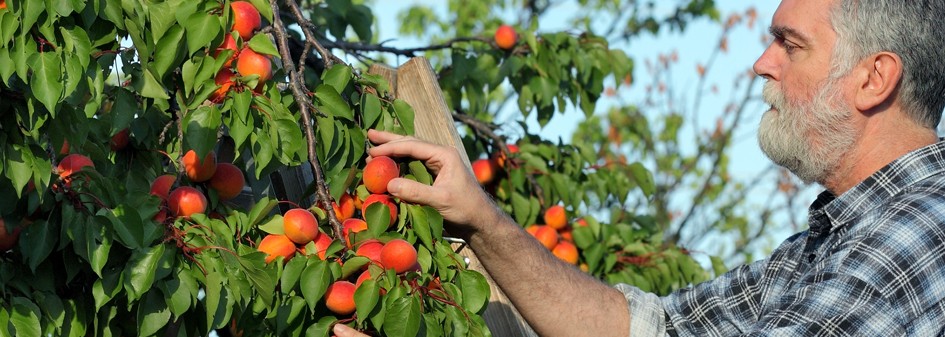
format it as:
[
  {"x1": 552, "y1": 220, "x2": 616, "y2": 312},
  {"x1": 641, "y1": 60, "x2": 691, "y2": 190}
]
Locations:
[{"x1": 466, "y1": 210, "x2": 631, "y2": 337}]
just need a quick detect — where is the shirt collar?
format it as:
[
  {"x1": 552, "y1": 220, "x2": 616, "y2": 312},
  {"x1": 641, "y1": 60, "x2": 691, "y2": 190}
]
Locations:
[{"x1": 808, "y1": 139, "x2": 945, "y2": 235}]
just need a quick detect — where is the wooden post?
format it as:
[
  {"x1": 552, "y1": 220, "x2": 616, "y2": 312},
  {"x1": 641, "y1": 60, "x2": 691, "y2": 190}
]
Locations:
[{"x1": 370, "y1": 57, "x2": 537, "y2": 337}]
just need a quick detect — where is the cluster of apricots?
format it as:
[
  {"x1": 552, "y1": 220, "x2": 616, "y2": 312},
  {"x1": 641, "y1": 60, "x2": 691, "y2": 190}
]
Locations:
[
  {"x1": 256, "y1": 155, "x2": 423, "y2": 316},
  {"x1": 526, "y1": 205, "x2": 583, "y2": 267},
  {"x1": 210, "y1": 1, "x2": 272, "y2": 102},
  {"x1": 471, "y1": 144, "x2": 519, "y2": 186},
  {"x1": 151, "y1": 150, "x2": 246, "y2": 222}
]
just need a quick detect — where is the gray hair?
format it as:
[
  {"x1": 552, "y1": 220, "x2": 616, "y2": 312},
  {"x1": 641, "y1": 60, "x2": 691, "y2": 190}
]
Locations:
[{"x1": 829, "y1": 0, "x2": 945, "y2": 129}]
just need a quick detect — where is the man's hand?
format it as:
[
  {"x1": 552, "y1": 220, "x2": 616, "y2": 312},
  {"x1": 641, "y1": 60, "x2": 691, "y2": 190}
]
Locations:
[
  {"x1": 332, "y1": 324, "x2": 369, "y2": 337},
  {"x1": 366, "y1": 129, "x2": 502, "y2": 239}
]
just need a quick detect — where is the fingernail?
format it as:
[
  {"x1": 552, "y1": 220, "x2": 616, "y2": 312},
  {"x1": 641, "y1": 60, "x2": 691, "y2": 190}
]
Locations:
[
  {"x1": 333, "y1": 324, "x2": 352, "y2": 336},
  {"x1": 387, "y1": 179, "x2": 400, "y2": 194}
]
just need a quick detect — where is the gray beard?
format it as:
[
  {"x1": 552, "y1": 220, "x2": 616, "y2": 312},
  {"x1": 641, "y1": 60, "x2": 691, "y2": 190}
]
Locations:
[{"x1": 757, "y1": 80, "x2": 857, "y2": 184}]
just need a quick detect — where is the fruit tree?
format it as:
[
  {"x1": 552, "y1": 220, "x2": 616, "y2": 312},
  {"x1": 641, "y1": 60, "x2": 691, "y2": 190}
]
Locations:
[{"x1": 0, "y1": 0, "x2": 773, "y2": 336}]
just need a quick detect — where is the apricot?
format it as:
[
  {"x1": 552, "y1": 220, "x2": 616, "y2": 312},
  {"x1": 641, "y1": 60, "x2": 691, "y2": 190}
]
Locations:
[
  {"x1": 355, "y1": 270, "x2": 373, "y2": 288},
  {"x1": 575, "y1": 218, "x2": 589, "y2": 227},
  {"x1": 543, "y1": 205, "x2": 567, "y2": 230},
  {"x1": 0, "y1": 218, "x2": 22, "y2": 252},
  {"x1": 230, "y1": 1, "x2": 261, "y2": 40},
  {"x1": 58, "y1": 154, "x2": 94, "y2": 179},
  {"x1": 258, "y1": 234, "x2": 296, "y2": 263},
  {"x1": 362, "y1": 156, "x2": 399, "y2": 194},
  {"x1": 109, "y1": 128, "x2": 130, "y2": 151},
  {"x1": 210, "y1": 68, "x2": 236, "y2": 102},
  {"x1": 150, "y1": 174, "x2": 177, "y2": 200},
  {"x1": 333, "y1": 193, "x2": 355, "y2": 221},
  {"x1": 0, "y1": 0, "x2": 6, "y2": 10},
  {"x1": 342, "y1": 218, "x2": 367, "y2": 246},
  {"x1": 59, "y1": 139, "x2": 70, "y2": 155},
  {"x1": 283, "y1": 208, "x2": 318, "y2": 245},
  {"x1": 361, "y1": 194, "x2": 397, "y2": 227},
  {"x1": 355, "y1": 240, "x2": 384, "y2": 267},
  {"x1": 214, "y1": 34, "x2": 238, "y2": 67},
  {"x1": 552, "y1": 240, "x2": 579, "y2": 265},
  {"x1": 182, "y1": 150, "x2": 217, "y2": 183},
  {"x1": 559, "y1": 226, "x2": 573, "y2": 242},
  {"x1": 529, "y1": 225, "x2": 558, "y2": 250},
  {"x1": 494, "y1": 144, "x2": 519, "y2": 168},
  {"x1": 209, "y1": 162, "x2": 245, "y2": 200},
  {"x1": 236, "y1": 48, "x2": 271, "y2": 83},
  {"x1": 472, "y1": 158, "x2": 498, "y2": 185},
  {"x1": 324, "y1": 281, "x2": 357, "y2": 315},
  {"x1": 380, "y1": 239, "x2": 417, "y2": 274},
  {"x1": 311, "y1": 231, "x2": 332, "y2": 259},
  {"x1": 167, "y1": 186, "x2": 208, "y2": 219},
  {"x1": 494, "y1": 25, "x2": 517, "y2": 50}
]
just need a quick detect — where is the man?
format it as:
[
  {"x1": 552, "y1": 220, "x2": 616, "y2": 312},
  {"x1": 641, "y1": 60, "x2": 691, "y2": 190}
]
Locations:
[{"x1": 335, "y1": 0, "x2": 945, "y2": 335}]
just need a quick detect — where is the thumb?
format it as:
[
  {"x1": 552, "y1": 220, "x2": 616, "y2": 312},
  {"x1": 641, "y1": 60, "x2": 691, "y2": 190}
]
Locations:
[
  {"x1": 387, "y1": 178, "x2": 442, "y2": 207},
  {"x1": 332, "y1": 324, "x2": 368, "y2": 337}
]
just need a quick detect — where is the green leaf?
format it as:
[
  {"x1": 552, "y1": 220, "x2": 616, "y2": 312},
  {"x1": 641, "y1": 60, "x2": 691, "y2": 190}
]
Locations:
[
  {"x1": 300, "y1": 259, "x2": 331, "y2": 311},
  {"x1": 628, "y1": 162, "x2": 655, "y2": 197},
  {"x1": 392, "y1": 99, "x2": 416, "y2": 135},
  {"x1": 183, "y1": 105, "x2": 222, "y2": 159},
  {"x1": 247, "y1": 33, "x2": 280, "y2": 57},
  {"x1": 315, "y1": 84, "x2": 354, "y2": 121},
  {"x1": 110, "y1": 205, "x2": 146, "y2": 249},
  {"x1": 365, "y1": 202, "x2": 390, "y2": 238},
  {"x1": 137, "y1": 290, "x2": 171, "y2": 337},
  {"x1": 408, "y1": 160, "x2": 432, "y2": 186},
  {"x1": 281, "y1": 256, "x2": 306, "y2": 294},
  {"x1": 321, "y1": 65, "x2": 352, "y2": 93},
  {"x1": 305, "y1": 316, "x2": 336, "y2": 337},
  {"x1": 92, "y1": 269, "x2": 122, "y2": 311},
  {"x1": 134, "y1": 68, "x2": 171, "y2": 99},
  {"x1": 238, "y1": 253, "x2": 276, "y2": 307},
  {"x1": 165, "y1": 266, "x2": 196, "y2": 319},
  {"x1": 382, "y1": 295, "x2": 422, "y2": 337},
  {"x1": 10, "y1": 297, "x2": 41, "y2": 337},
  {"x1": 354, "y1": 279, "x2": 380, "y2": 324},
  {"x1": 185, "y1": 11, "x2": 222, "y2": 55},
  {"x1": 123, "y1": 244, "x2": 166, "y2": 301},
  {"x1": 27, "y1": 52, "x2": 63, "y2": 112},
  {"x1": 19, "y1": 219, "x2": 56, "y2": 273},
  {"x1": 153, "y1": 25, "x2": 185, "y2": 79},
  {"x1": 248, "y1": 197, "x2": 279, "y2": 228},
  {"x1": 457, "y1": 270, "x2": 490, "y2": 314},
  {"x1": 59, "y1": 26, "x2": 91, "y2": 68},
  {"x1": 408, "y1": 205, "x2": 433, "y2": 251},
  {"x1": 361, "y1": 93, "x2": 382, "y2": 128}
]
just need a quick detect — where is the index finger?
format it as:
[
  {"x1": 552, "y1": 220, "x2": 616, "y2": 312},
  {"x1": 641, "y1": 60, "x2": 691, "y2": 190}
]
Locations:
[{"x1": 367, "y1": 129, "x2": 445, "y2": 162}]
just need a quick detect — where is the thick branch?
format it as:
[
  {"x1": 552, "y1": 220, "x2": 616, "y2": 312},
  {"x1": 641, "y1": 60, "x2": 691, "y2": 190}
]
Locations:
[{"x1": 269, "y1": 0, "x2": 344, "y2": 241}]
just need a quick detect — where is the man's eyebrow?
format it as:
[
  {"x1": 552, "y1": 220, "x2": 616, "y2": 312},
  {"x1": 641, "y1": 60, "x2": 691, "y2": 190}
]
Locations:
[{"x1": 769, "y1": 25, "x2": 811, "y2": 45}]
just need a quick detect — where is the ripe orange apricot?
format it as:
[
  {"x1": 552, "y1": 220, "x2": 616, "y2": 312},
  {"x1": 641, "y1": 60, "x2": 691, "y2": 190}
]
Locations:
[
  {"x1": 311, "y1": 231, "x2": 332, "y2": 259},
  {"x1": 167, "y1": 186, "x2": 208, "y2": 219},
  {"x1": 58, "y1": 154, "x2": 94, "y2": 179},
  {"x1": 362, "y1": 156, "x2": 399, "y2": 194},
  {"x1": 552, "y1": 240, "x2": 579, "y2": 265},
  {"x1": 361, "y1": 194, "x2": 397, "y2": 227},
  {"x1": 356, "y1": 240, "x2": 384, "y2": 267},
  {"x1": 283, "y1": 208, "x2": 318, "y2": 245},
  {"x1": 355, "y1": 270, "x2": 373, "y2": 288},
  {"x1": 494, "y1": 144, "x2": 519, "y2": 168},
  {"x1": 543, "y1": 205, "x2": 567, "y2": 230},
  {"x1": 214, "y1": 34, "x2": 238, "y2": 67},
  {"x1": 236, "y1": 48, "x2": 272, "y2": 83},
  {"x1": 0, "y1": 0, "x2": 7, "y2": 10},
  {"x1": 150, "y1": 174, "x2": 177, "y2": 200},
  {"x1": 210, "y1": 68, "x2": 236, "y2": 102},
  {"x1": 529, "y1": 225, "x2": 558, "y2": 250},
  {"x1": 342, "y1": 218, "x2": 367, "y2": 246},
  {"x1": 0, "y1": 218, "x2": 22, "y2": 252},
  {"x1": 559, "y1": 226, "x2": 573, "y2": 242},
  {"x1": 575, "y1": 218, "x2": 589, "y2": 227},
  {"x1": 472, "y1": 158, "x2": 498, "y2": 185},
  {"x1": 230, "y1": 1, "x2": 261, "y2": 40},
  {"x1": 333, "y1": 193, "x2": 356, "y2": 221},
  {"x1": 380, "y1": 239, "x2": 417, "y2": 274},
  {"x1": 209, "y1": 162, "x2": 245, "y2": 200},
  {"x1": 258, "y1": 234, "x2": 296, "y2": 263},
  {"x1": 182, "y1": 150, "x2": 217, "y2": 183},
  {"x1": 494, "y1": 25, "x2": 517, "y2": 50},
  {"x1": 324, "y1": 281, "x2": 357, "y2": 315},
  {"x1": 109, "y1": 128, "x2": 130, "y2": 151}
]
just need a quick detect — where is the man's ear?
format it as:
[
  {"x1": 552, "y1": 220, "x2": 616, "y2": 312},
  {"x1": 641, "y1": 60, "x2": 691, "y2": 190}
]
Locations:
[{"x1": 853, "y1": 52, "x2": 902, "y2": 111}]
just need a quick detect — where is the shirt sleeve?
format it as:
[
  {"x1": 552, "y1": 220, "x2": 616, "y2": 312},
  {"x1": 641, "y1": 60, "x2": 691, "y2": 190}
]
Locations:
[{"x1": 614, "y1": 283, "x2": 667, "y2": 337}]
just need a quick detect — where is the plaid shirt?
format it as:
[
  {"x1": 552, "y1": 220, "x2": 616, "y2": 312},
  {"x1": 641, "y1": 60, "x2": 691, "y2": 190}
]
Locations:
[{"x1": 618, "y1": 140, "x2": 945, "y2": 336}]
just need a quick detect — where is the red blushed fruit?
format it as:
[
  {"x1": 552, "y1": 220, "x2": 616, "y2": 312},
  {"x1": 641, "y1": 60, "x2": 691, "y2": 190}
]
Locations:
[
  {"x1": 182, "y1": 150, "x2": 217, "y2": 183},
  {"x1": 283, "y1": 208, "x2": 318, "y2": 245},
  {"x1": 230, "y1": 1, "x2": 261, "y2": 40},
  {"x1": 311, "y1": 232, "x2": 332, "y2": 259},
  {"x1": 258, "y1": 234, "x2": 296, "y2": 263},
  {"x1": 210, "y1": 68, "x2": 236, "y2": 102},
  {"x1": 552, "y1": 240, "x2": 579, "y2": 265},
  {"x1": 0, "y1": 218, "x2": 23, "y2": 252},
  {"x1": 324, "y1": 281, "x2": 357, "y2": 315},
  {"x1": 236, "y1": 48, "x2": 272, "y2": 83},
  {"x1": 0, "y1": 0, "x2": 7, "y2": 10},
  {"x1": 109, "y1": 128, "x2": 130, "y2": 151},
  {"x1": 58, "y1": 154, "x2": 94, "y2": 180},
  {"x1": 355, "y1": 240, "x2": 384, "y2": 267},
  {"x1": 472, "y1": 158, "x2": 498, "y2": 185},
  {"x1": 209, "y1": 162, "x2": 245, "y2": 200},
  {"x1": 333, "y1": 193, "x2": 356, "y2": 221},
  {"x1": 59, "y1": 139, "x2": 70, "y2": 155},
  {"x1": 529, "y1": 225, "x2": 558, "y2": 250},
  {"x1": 362, "y1": 156, "x2": 399, "y2": 194},
  {"x1": 494, "y1": 25, "x2": 517, "y2": 50},
  {"x1": 361, "y1": 194, "x2": 397, "y2": 228},
  {"x1": 342, "y1": 218, "x2": 367, "y2": 246},
  {"x1": 380, "y1": 239, "x2": 417, "y2": 274},
  {"x1": 355, "y1": 270, "x2": 373, "y2": 288},
  {"x1": 167, "y1": 186, "x2": 208, "y2": 219},
  {"x1": 214, "y1": 34, "x2": 238, "y2": 67},
  {"x1": 494, "y1": 144, "x2": 519, "y2": 168},
  {"x1": 150, "y1": 174, "x2": 177, "y2": 200},
  {"x1": 575, "y1": 218, "x2": 589, "y2": 227},
  {"x1": 543, "y1": 205, "x2": 567, "y2": 230}
]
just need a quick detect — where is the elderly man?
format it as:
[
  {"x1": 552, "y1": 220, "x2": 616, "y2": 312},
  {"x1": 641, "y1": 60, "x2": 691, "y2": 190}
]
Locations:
[{"x1": 335, "y1": 0, "x2": 945, "y2": 335}]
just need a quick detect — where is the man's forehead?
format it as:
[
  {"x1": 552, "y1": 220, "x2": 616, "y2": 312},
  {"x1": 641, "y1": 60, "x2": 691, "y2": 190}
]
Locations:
[{"x1": 770, "y1": 0, "x2": 836, "y2": 42}]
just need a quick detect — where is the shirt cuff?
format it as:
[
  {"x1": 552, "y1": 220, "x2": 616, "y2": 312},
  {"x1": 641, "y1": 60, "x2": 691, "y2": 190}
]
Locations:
[{"x1": 615, "y1": 283, "x2": 667, "y2": 337}]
